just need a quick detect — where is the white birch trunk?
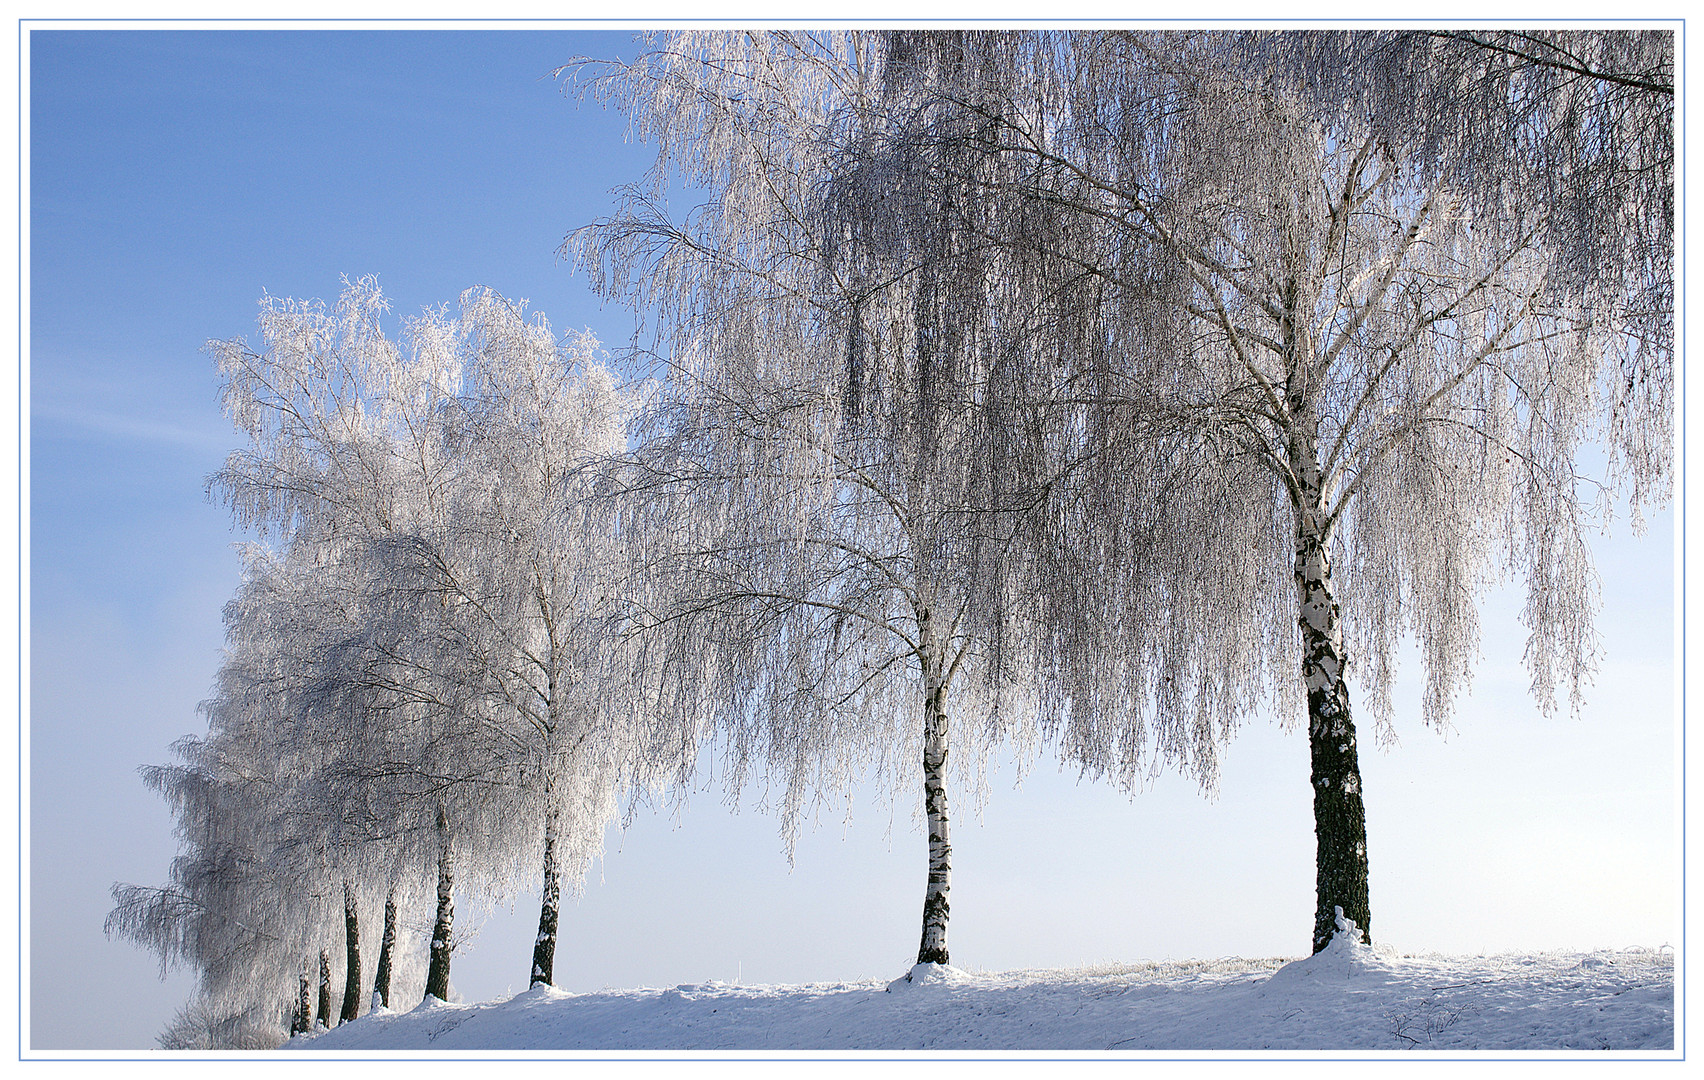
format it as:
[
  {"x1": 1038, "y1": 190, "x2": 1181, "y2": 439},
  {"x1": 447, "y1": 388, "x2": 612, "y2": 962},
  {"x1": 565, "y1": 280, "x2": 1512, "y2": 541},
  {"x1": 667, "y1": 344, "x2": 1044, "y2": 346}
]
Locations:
[
  {"x1": 339, "y1": 882, "x2": 360, "y2": 1023},
  {"x1": 371, "y1": 889, "x2": 397, "y2": 1010},
  {"x1": 916, "y1": 609, "x2": 952, "y2": 966},
  {"x1": 530, "y1": 795, "x2": 562, "y2": 987},
  {"x1": 1289, "y1": 428, "x2": 1372, "y2": 953},
  {"x1": 293, "y1": 970, "x2": 311, "y2": 1035},
  {"x1": 316, "y1": 949, "x2": 331, "y2": 1028},
  {"x1": 424, "y1": 805, "x2": 455, "y2": 1002}
]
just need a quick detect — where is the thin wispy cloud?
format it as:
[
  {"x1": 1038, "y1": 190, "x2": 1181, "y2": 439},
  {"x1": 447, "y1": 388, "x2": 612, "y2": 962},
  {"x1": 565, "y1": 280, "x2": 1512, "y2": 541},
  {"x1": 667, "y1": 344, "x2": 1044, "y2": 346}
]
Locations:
[{"x1": 31, "y1": 403, "x2": 229, "y2": 454}]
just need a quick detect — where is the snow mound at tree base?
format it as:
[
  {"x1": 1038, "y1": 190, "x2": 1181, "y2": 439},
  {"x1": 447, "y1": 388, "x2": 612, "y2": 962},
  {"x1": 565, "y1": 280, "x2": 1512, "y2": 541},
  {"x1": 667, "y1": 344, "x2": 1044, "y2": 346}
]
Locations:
[
  {"x1": 886, "y1": 962, "x2": 973, "y2": 990},
  {"x1": 518, "y1": 982, "x2": 575, "y2": 1000},
  {"x1": 1262, "y1": 909, "x2": 1394, "y2": 991}
]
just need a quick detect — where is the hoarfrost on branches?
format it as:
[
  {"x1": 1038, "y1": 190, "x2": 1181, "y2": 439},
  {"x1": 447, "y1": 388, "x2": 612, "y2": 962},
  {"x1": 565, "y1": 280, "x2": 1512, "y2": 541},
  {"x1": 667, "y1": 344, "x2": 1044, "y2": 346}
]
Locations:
[
  {"x1": 568, "y1": 28, "x2": 1667, "y2": 958},
  {"x1": 112, "y1": 277, "x2": 683, "y2": 1042},
  {"x1": 854, "y1": 29, "x2": 1656, "y2": 951}
]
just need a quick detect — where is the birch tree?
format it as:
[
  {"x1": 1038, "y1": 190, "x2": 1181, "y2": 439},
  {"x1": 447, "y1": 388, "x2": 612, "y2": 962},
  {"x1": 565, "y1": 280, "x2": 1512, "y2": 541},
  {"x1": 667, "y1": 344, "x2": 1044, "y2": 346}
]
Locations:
[
  {"x1": 417, "y1": 289, "x2": 666, "y2": 987},
  {"x1": 107, "y1": 559, "x2": 355, "y2": 1043},
  {"x1": 118, "y1": 280, "x2": 534, "y2": 1033},
  {"x1": 568, "y1": 31, "x2": 1206, "y2": 971},
  {"x1": 205, "y1": 277, "x2": 531, "y2": 1003},
  {"x1": 176, "y1": 276, "x2": 665, "y2": 1005},
  {"x1": 577, "y1": 29, "x2": 1669, "y2": 958},
  {"x1": 108, "y1": 536, "x2": 438, "y2": 1042},
  {"x1": 860, "y1": 30, "x2": 1666, "y2": 952},
  {"x1": 1240, "y1": 29, "x2": 1674, "y2": 518},
  {"x1": 573, "y1": 30, "x2": 999, "y2": 968}
]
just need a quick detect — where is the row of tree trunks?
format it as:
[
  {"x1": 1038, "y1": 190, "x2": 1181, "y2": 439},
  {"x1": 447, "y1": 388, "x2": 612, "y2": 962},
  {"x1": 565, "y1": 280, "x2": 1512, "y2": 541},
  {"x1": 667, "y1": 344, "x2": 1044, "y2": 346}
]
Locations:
[
  {"x1": 278, "y1": 612, "x2": 1352, "y2": 1010},
  {"x1": 274, "y1": 553, "x2": 1357, "y2": 1005},
  {"x1": 299, "y1": 792, "x2": 578, "y2": 1022},
  {"x1": 292, "y1": 793, "x2": 568, "y2": 1031},
  {"x1": 284, "y1": 794, "x2": 592, "y2": 1033},
  {"x1": 289, "y1": 882, "x2": 405, "y2": 1034},
  {"x1": 290, "y1": 816, "x2": 455, "y2": 1036}
]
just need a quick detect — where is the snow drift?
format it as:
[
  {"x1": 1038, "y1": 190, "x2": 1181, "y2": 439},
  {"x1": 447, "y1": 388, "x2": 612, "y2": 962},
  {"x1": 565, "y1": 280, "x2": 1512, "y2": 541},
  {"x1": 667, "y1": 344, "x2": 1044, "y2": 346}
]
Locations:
[{"x1": 285, "y1": 931, "x2": 1672, "y2": 1053}]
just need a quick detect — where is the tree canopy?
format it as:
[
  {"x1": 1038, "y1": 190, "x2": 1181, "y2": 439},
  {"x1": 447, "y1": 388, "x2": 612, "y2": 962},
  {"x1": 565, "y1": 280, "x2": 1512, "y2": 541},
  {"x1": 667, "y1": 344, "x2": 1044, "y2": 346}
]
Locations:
[
  {"x1": 114, "y1": 26, "x2": 1673, "y2": 1046},
  {"x1": 567, "y1": 27, "x2": 1669, "y2": 954}
]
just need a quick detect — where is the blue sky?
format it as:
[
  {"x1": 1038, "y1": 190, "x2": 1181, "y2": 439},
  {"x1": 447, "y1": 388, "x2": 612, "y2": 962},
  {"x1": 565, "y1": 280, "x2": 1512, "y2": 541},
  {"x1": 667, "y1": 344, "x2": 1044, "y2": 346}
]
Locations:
[{"x1": 23, "y1": 28, "x2": 1678, "y2": 1052}]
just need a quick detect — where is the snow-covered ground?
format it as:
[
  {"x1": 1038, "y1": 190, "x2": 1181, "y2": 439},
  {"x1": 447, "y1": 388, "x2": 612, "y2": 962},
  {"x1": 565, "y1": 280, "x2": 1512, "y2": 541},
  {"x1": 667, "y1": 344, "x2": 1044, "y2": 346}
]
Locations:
[{"x1": 285, "y1": 925, "x2": 1674, "y2": 1054}]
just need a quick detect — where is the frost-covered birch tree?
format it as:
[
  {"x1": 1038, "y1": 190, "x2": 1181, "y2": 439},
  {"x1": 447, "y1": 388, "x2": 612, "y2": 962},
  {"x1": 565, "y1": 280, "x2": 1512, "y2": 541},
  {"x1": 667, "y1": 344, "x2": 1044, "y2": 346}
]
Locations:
[
  {"x1": 114, "y1": 277, "x2": 669, "y2": 1040},
  {"x1": 574, "y1": 28, "x2": 1670, "y2": 959},
  {"x1": 416, "y1": 289, "x2": 672, "y2": 988},
  {"x1": 567, "y1": 31, "x2": 1201, "y2": 971},
  {"x1": 202, "y1": 278, "x2": 529, "y2": 1005},
  {"x1": 571, "y1": 30, "x2": 993, "y2": 969},
  {"x1": 1239, "y1": 29, "x2": 1674, "y2": 517},
  {"x1": 213, "y1": 277, "x2": 676, "y2": 989},
  {"x1": 108, "y1": 538, "x2": 430, "y2": 1043},
  {"x1": 857, "y1": 30, "x2": 1669, "y2": 952}
]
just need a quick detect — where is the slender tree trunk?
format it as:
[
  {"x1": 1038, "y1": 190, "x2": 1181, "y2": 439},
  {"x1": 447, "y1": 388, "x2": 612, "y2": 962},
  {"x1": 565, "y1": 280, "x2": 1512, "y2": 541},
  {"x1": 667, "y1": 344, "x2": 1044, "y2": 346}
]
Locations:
[
  {"x1": 1292, "y1": 464, "x2": 1372, "y2": 954},
  {"x1": 340, "y1": 883, "x2": 361, "y2": 1023},
  {"x1": 316, "y1": 949, "x2": 332, "y2": 1028},
  {"x1": 293, "y1": 970, "x2": 312, "y2": 1035},
  {"x1": 372, "y1": 889, "x2": 397, "y2": 1010},
  {"x1": 424, "y1": 805, "x2": 455, "y2": 1002},
  {"x1": 916, "y1": 648, "x2": 952, "y2": 966},
  {"x1": 530, "y1": 800, "x2": 562, "y2": 987}
]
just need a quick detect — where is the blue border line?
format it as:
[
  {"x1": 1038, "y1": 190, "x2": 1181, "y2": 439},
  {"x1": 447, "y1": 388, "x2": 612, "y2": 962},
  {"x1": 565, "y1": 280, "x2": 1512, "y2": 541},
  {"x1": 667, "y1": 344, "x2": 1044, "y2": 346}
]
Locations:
[
  {"x1": 14, "y1": 14, "x2": 21, "y2": 1069},
  {"x1": 1678, "y1": 16, "x2": 1687, "y2": 1062},
  {"x1": 9, "y1": 16, "x2": 1691, "y2": 25}
]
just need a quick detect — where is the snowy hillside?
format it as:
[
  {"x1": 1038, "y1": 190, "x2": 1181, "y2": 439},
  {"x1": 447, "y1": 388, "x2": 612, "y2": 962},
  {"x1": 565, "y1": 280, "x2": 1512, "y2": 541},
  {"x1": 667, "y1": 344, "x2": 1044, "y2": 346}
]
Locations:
[{"x1": 284, "y1": 930, "x2": 1673, "y2": 1053}]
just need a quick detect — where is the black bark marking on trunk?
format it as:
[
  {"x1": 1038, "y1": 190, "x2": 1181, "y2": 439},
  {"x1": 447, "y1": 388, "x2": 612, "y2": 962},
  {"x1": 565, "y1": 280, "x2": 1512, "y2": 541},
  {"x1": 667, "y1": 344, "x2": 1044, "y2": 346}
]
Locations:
[
  {"x1": 916, "y1": 671, "x2": 952, "y2": 967},
  {"x1": 292, "y1": 971, "x2": 312, "y2": 1035},
  {"x1": 373, "y1": 890, "x2": 397, "y2": 1009},
  {"x1": 340, "y1": 883, "x2": 361, "y2": 1024},
  {"x1": 424, "y1": 805, "x2": 455, "y2": 1003},
  {"x1": 316, "y1": 949, "x2": 332, "y2": 1028},
  {"x1": 1296, "y1": 525, "x2": 1372, "y2": 954},
  {"x1": 530, "y1": 827, "x2": 561, "y2": 987}
]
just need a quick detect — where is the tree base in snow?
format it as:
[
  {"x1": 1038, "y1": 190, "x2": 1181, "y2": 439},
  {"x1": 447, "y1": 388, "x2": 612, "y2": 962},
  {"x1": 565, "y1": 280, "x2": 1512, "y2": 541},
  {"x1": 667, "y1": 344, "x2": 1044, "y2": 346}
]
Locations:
[{"x1": 887, "y1": 962, "x2": 970, "y2": 991}]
